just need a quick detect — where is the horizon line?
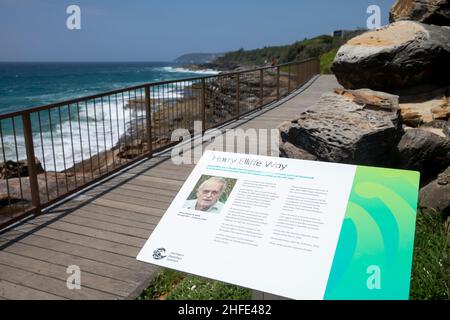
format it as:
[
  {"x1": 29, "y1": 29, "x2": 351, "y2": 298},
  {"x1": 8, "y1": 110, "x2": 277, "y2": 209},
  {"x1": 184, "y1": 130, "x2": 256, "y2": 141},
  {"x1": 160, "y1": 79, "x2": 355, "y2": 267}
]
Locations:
[{"x1": 0, "y1": 61, "x2": 180, "y2": 63}]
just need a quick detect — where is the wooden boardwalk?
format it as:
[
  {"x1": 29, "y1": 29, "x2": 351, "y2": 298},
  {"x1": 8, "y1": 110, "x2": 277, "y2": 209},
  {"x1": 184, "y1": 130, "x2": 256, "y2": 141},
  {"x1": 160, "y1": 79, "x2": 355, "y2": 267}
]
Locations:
[{"x1": 0, "y1": 75, "x2": 340, "y2": 300}]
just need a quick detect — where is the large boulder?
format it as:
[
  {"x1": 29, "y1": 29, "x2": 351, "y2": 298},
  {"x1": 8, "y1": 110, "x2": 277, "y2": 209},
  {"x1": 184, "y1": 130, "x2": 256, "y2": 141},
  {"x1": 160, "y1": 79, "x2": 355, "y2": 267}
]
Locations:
[
  {"x1": 419, "y1": 165, "x2": 450, "y2": 219},
  {"x1": 395, "y1": 128, "x2": 450, "y2": 182},
  {"x1": 390, "y1": 0, "x2": 450, "y2": 26},
  {"x1": 331, "y1": 21, "x2": 450, "y2": 90},
  {"x1": 0, "y1": 158, "x2": 44, "y2": 179},
  {"x1": 280, "y1": 89, "x2": 402, "y2": 166}
]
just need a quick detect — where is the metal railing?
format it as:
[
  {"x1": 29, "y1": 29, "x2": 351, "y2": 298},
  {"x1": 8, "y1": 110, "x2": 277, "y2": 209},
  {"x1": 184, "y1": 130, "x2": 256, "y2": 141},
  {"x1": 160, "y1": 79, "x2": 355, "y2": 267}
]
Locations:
[{"x1": 0, "y1": 58, "x2": 320, "y2": 229}]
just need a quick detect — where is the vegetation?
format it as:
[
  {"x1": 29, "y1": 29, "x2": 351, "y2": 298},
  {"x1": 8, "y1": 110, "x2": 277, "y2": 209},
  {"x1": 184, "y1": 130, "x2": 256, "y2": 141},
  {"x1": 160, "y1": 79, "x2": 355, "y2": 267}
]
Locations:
[
  {"x1": 212, "y1": 30, "x2": 364, "y2": 71},
  {"x1": 410, "y1": 211, "x2": 449, "y2": 300},
  {"x1": 139, "y1": 210, "x2": 449, "y2": 300},
  {"x1": 138, "y1": 269, "x2": 186, "y2": 300},
  {"x1": 174, "y1": 52, "x2": 225, "y2": 64},
  {"x1": 320, "y1": 48, "x2": 339, "y2": 74},
  {"x1": 139, "y1": 269, "x2": 251, "y2": 300}
]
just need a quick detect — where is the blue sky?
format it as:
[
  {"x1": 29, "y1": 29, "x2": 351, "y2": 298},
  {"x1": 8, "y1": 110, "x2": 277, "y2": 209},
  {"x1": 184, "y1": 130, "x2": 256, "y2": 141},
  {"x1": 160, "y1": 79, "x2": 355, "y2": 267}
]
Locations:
[{"x1": 0, "y1": 0, "x2": 395, "y2": 62}]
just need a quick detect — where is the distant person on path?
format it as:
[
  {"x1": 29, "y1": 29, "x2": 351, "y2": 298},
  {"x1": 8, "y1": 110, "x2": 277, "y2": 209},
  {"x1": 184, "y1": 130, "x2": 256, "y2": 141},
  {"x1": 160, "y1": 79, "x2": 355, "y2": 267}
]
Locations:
[
  {"x1": 184, "y1": 177, "x2": 227, "y2": 212},
  {"x1": 271, "y1": 58, "x2": 278, "y2": 67}
]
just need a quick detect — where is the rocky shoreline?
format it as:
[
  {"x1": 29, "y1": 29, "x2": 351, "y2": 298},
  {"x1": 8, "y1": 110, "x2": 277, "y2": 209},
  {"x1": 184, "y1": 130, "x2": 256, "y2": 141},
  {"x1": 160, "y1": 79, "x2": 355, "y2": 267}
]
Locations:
[{"x1": 0, "y1": 67, "x2": 290, "y2": 223}]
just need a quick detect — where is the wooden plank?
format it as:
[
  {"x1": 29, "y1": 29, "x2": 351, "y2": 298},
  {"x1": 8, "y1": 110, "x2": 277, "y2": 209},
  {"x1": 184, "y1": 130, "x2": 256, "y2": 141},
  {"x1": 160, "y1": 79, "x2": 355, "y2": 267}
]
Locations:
[
  {"x1": 92, "y1": 197, "x2": 165, "y2": 217},
  {"x1": 29, "y1": 213, "x2": 152, "y2": 239},
  {"x1": 75, "y1": 204, "x2": 163, "y2": 224},
  {"x1": 123, "y1": 174, "x2": 184, "y2": 188},
  {"x1": 111, "y1": 176, "x2": 182, "y2": 192},
  {"x1": 152, "y1": 165, "x2": 195, "y2": 174},
  {"x1": 0, "y1": 280, "x2": 66, "y2": 300},
  {"x1": 25, "y1": 219, "x2": 146, "y2": 247},
  {"x1": 93, "y1": 181, "x2": 178, "y2": 198},
  {"x1": 1, "y1": 231, "x2": 150, "y2": 271},
  {"x1": 3, "y1": 241, "x2": 151, "y2": 284},
  {"x1": 2, "y1": 225, "x2": 140, "y2": 259},
  {"x1": 107, "y1": 187, "x2": 175, "y2": 203},
  {"x1": 92, "y1": 174, "x2": 182, "y2": 193},
  {"x1": 96, "y1": 162, "x2": 190, "y2": 180},
  {"x1": 0, "y1": 251, "x2": 135, "y2": 298},
  {"x1": 98, "y1": 193, "x2": 171, "y2": 210},
  {"x1": 139, "y1": 168, "x2": 191, "y2": 181},
  {"x1": 51, "y1": 214, "x2": 151, "y2": 239},
  {"x1": 83, "y1": 187, "x2": 175, "y2": 204},
  {"x1": 0, "y1": 263, "x2": 120, "y2": 300},
  {"x1": 53, "y1": 202, "x2": 163, "y2": 225},
  {"x1": 68, "y1": 209, "x2": 157, "y2": 230},
  {"x1": 138, "y1": 162, "x2": 193, "y2": 173}
]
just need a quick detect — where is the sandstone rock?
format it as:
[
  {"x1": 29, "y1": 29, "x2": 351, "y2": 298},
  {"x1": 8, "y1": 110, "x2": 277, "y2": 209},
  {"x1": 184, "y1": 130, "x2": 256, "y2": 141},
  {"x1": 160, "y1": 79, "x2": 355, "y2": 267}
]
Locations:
[
  {"x1": 334, "y1": 88, "x2": 400, "y2": 112},
  {"x1": 0, "y1": 171, "x2": 84, "y2": 206},
  {"x1": 416, "y1": 125, "x2": 447, "y2": 138},
  {"x1": 397, "y1": 85, "x2": 450, "y2": 126},
  {"x1": 395, "y1": 128, "x2": 450, "y2": 182},
  {"x1": 445, "y1": 121, "x2": 450, "y2": 137},
  {"x1": 419, "y1": 166, "x2": 450, "y2": 219},
  {"x1": 390, "y1": 0, "x2": 450, "y2": 26},
  {"x1": 421, "y1": 120, "x2": 450, "y2": 137},
  {"x1": 117, "y1": 143, "x2": 144, "y2": 159},
  {"x1": 279, "y1": 141, "x2": 317, "y2": 160},
  {"x1": 68, "y1": 147, "x2": 123, "y2": 176},
  {"x1": 332, "y1": 21, "x2": 450, "y2": 90},
  {"x1": 280, "y1": 90, "x2": 402, "y2": 165},
  {"x1": 203, "y1": 71, "x2": 280, "y2": 124},
  {"x1": 0, "y1": 158, "x2": 44, "y2": 179}
]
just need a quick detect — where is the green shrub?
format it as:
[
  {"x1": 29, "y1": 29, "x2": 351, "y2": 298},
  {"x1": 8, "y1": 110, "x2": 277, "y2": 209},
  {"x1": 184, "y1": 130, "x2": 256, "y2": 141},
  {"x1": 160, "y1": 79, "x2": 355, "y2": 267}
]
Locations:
[{"x1": 320, "y1": 48, "x2": 339, "y2": 74}]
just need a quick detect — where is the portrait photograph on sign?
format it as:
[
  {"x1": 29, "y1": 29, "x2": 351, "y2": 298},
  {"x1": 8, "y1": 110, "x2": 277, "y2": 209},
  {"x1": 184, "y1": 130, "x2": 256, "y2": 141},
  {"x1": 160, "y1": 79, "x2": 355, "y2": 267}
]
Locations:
[{"x1": 183, "y1": 175, "x2": 237, "y2": 214}]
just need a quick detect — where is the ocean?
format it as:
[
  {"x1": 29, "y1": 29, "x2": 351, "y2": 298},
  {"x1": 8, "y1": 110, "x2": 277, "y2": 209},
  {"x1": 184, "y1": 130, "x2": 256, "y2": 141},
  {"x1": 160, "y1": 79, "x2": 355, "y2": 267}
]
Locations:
[{"x1": 0, "y1": 62, "x2": 218, "y2": 171}]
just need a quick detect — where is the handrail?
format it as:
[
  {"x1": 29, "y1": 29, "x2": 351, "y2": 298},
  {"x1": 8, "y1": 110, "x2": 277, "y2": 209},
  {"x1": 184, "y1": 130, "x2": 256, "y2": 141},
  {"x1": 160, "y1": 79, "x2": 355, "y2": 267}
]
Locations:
[
  {"x1": 0, "y1": 58, "x2": 318, "y2": 120},
  {"x1": 0, "y1": 58, "x2": 320, "y2": 229}
]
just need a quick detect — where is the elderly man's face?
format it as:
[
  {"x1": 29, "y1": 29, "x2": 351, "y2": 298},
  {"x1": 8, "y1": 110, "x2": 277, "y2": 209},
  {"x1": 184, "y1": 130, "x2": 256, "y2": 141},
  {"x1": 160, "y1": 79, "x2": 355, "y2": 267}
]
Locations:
[{"x1": 196, "y1": 181, "x2": 224, "y2": 210}]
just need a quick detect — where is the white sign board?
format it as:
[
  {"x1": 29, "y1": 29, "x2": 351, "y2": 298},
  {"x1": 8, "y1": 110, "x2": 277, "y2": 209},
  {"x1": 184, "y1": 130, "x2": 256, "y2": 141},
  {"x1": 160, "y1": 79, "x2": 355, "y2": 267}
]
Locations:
[{"x1": 137, "y1": 151, "x2": 419, "y2": 300}]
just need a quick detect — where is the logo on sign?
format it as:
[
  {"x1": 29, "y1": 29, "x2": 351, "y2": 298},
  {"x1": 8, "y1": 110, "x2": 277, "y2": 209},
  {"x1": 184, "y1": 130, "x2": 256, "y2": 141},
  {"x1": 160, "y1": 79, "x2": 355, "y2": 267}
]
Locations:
[{"x1": 153, "y1": 248, "x2": 167, "y2": 260}]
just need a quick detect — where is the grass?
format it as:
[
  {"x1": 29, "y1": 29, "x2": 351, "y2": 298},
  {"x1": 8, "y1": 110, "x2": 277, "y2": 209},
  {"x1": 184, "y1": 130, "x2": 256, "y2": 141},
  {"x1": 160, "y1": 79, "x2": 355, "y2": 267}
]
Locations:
[
  {"x1": 138, "y1": 269, "x2": 186, "y2": 300},
  {"x1": 409, "y1": 211, "x2": 449, "y2": 300},
  {"x1": 165, "y1": 275, "x2": 252, "y2": 300},
  {"x1": 139, "y1": 270, "x2": 252, "y2": 300},
  {"x1": 139, "y1": 211, "x2": 449, "y2": 300},
  {"x1": 320, "y1": 48, "x2": 339, "y2": 74}
]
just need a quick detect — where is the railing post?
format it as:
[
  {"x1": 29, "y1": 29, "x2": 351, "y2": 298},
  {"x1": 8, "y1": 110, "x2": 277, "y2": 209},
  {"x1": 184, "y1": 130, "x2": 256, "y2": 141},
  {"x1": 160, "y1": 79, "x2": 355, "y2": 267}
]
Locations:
[
  {"x1": 309, "y1": 60, "x2": 312, "y2": 78},
  {"x1": 22, "y1": 112, "x2": 41, "y2": 215},
  {"x1": 296, "y1": 63, "x2": 301, "y2": 88},
  {"x1": 301, "y1": 61, "x2": 306, "y2": 85},
  {"x1": 276, "y1": 66, "x2": 280, "y2": 100},
  {"x1": 201, "y1": 78, "x2": 206, "y2": 133},
  {"x1": 144, "y1": 85, "x2": 153, "y2": 156},
  {"x1": 287, "y1": 64, "x2": 291, "y2": 93},
  {"x1": 236, "y1": 73, "x2": 240, "y2": 118},
  {"x1": 259, "y1": 69, "x2": 263, "y2": 108}
]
